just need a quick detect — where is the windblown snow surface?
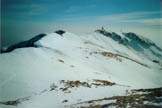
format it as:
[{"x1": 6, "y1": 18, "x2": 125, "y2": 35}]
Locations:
[{"x1": 0, "y1": 29, "x2": 162, "y2": 108}]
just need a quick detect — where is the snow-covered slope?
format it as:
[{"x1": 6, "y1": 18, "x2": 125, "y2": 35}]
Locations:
[
  {"x1": 95, "y1": 28, "x2": 162, "y2": 63},
  {"x1": 0, "y1": 30, "x2": 162, "y2": 108}
]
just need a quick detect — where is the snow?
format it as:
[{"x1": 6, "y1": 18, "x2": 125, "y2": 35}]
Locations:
[{"x1": 0, "y1": 31, "x2": 162, "y2": 108}]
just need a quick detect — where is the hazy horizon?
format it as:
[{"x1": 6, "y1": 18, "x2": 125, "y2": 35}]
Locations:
[{"x1": 1, "y1": 0, "x2": 162, "y2": 48}]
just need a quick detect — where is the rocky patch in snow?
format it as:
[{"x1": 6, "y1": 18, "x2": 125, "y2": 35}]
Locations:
[
  {"x1": 91, "y1": 51, "x2": 149, "y2": 68},
  {"x1": 0, "y1": 79, "x2": 116, "y2": 106},
  {"x1": 55, "y1": 30, "x2": 66, "y2": 36},
  {"x1": 0, "y1": 96, "x2": 31, "y2": 106},
  {"x1": 50, "y1": 80, "x2": 116, "y2": 93},
  {"x1": 70, "y1": 87, "x2": 162, "y2": 108},
  {"x1": 95, "y1": 28, "x2": 162, "y2": 63}
]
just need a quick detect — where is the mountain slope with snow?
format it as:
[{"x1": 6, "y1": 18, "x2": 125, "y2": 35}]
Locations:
[{"x1": 0, "y1": 29, "x2": 162, "y2": 108}]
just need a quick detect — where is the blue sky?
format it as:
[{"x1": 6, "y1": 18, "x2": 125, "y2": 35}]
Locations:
[
  {"x1": 1, "y1": 0, "x2": 162, "y2": 47},
  {"x1": 2, "y1": 0, "x2": 161, "y2": 22}
]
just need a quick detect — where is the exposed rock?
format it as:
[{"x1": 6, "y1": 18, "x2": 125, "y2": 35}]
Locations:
[
  {"x1": 95, "y1": 28, "x2": 162, "y2": 61},
  {"x1": 49, "y1": 79, "x2": 116, "y2": 93},
  {"x1": 55, "y1": 30, "x2": 65, "y2": 36},
  {"x1": 62, "y1": 100, "x2": 68, "y2": 103},
  {"x1": 0, "y1": 96, "x2": 30, "y2": 106},
  {"x1": 152, "y1": 60, "x2": 160, "y2": 64},
  {"x1": 1, "y1": 33, "x2": 46, "y2": 53},
  {"x1": 72, "y1": 87, "x2": 162, "y2": 108},
  {"x1": 58, "y1": 59, "x2": 64, "y2": 63}
]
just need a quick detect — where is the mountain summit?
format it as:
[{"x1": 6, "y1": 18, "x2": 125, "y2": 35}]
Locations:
[{"x1": 0, "y1": 29, "x2": 162, "y2": 108}]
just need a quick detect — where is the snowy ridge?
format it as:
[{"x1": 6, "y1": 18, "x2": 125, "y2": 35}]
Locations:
[
  {"x1": 0, "y1": 30, "x2": 162, "y2": 108},
  {"x1": 95, "y1": 28, "x2": 162, "y2": 63},
  {"x1": 1, "y1": 33, "x2": 47, "y2": 53}
]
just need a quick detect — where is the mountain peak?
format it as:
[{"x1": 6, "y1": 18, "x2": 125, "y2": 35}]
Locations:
[
  {"x1": 0, "y1": 28, "x2": 162, "y2": 108},
  {"x1": 1, "y1": 28, "x2": 162, "y2": 64}
]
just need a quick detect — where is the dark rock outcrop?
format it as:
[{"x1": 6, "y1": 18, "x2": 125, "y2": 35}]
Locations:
[
  {"x1": 95, "y1": 28, "x2": 128, "y2": 45},
  {"x1": 95, "y1": 27, "x2": 162, "y2": 61},
  {"x1": 1, "y1": 33, "x2": 46, "y2": 53},
  {"x1": 55, "y1": 30, "x2": 65, "y2": 36}
]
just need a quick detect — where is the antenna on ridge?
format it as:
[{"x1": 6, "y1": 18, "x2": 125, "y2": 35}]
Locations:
[{"x1": 101, "y1": 26, "x2": 105, "y2": 31}]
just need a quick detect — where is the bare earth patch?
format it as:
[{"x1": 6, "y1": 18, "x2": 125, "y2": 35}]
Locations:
[
  {"x1": 50, "y1": 79, "x2": 116, "y2": 93},
  {"x1": 0, "y1": 79, "x2": 115, "y2": 106},
  {"x1": 91, "y1": 51, "x2": 149, "y2": 68},
  {"x1": 1, "y1": 80, "x2": 161, "y2": 108},
  {"x1": 70, "y1": 87, "x2": 162, "y2": 108}
]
